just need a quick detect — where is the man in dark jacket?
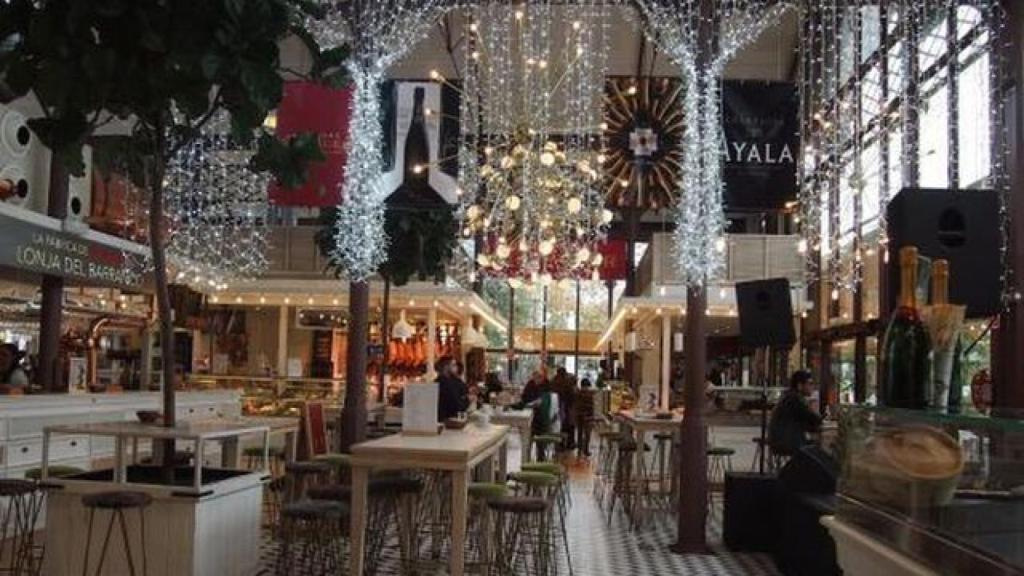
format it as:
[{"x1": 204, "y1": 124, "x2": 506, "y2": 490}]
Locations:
[
  {"x1": 768, "y1": 370, "x2": 822, "y2": 457},
  {"x1": 436, "y1": 356, "x2": 469, "y2": 422}
]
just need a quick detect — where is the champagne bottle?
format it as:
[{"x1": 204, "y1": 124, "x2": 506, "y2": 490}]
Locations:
[
  {"x1": 880, "y1": 246, "x2": 932, "y2": 409},
  {"x1": 402, "y1": 87, "x2": 431, "y2": 200}
]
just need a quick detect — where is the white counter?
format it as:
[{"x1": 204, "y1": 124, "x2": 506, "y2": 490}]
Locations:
[{"x1": 0, "y1": 391, "x2": 241, "y2": 478}]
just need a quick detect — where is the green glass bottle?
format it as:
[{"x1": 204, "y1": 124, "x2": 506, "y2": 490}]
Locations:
[{"x1": 880, "y1": 246, "x2": 932, "y2": 409}]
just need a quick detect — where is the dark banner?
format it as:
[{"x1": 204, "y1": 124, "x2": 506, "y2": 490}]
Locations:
[{"x1": 722, "y1": 81, "x2": 798, "y2": 211}]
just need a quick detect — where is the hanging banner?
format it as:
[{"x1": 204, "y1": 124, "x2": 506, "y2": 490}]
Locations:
[
  {"x1": 269, "y1": 82, "x2": 351, "y2": 207},
  {"x1": 379, "y1": 80, "x2": 461, "y2": 207},
  {"x1": 722, "y1": 81, "x2": 799, "y2": 211},
  {"x1": 598, "y1": 239, "x2": 628, "y2": 281}
]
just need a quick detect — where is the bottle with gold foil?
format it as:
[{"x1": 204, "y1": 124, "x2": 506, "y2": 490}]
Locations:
[{"x1": 880, "y1": 246, "x2": 932, "y2": 408}]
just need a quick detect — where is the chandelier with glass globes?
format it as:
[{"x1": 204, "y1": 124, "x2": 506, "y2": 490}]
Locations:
[{"x1": 438, "y1": 0, "x2": 616, "y2": 288}]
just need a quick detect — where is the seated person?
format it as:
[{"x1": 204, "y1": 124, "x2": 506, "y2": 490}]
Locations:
[{"x1": 768, "y1": 370, "x2": 823, "y2": 457}]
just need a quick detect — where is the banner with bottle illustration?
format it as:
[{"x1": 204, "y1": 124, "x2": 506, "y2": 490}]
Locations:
[{"x1": 379, "y1": 80, "x2": 461, "y2": 207}]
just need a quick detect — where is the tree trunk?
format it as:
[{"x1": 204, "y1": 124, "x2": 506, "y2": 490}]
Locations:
[
  {"x1": 340, "y1": 280, "x2": 369, "y2": 452},
  {"x1": 379, "y1": 276, "x2": 391, "y2": 403},
  {"x1": 148, "y1": 166, "x2": 178, "y2": 476},
  {"x1": 674, "y1": 285, "x2": 708, "y2": 554},
  {"x1": 38, "y1": 160, "x2": 68, "y2": 391}
]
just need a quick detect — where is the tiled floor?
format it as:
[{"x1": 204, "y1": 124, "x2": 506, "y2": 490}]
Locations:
[{"x1": 257, "y1": 435, "x2": 780, "y2": 575}]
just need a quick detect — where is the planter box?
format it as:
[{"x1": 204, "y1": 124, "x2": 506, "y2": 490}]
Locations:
[{"x1": 42, "y1": 466, "x2": 266, "y2": 576}]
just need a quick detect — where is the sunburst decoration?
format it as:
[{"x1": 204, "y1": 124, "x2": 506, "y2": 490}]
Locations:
[{"x1": 602, "y1": 76, "x2": 685, "y2": 211}]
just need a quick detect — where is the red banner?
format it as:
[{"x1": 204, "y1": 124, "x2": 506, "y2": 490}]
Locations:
[
  {"x1": 269, "y1": 82, "x2": 351, "y2": 207},
  {"x1": 598, "y1": 239, "x2": 628, "y2": 280}
]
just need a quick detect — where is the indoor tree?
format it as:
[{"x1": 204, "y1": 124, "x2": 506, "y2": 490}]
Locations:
[{"x1": 0, "y1": 0, "x2": 343, "y2": 475}]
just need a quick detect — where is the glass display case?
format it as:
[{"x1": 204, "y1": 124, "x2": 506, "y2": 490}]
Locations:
[
  {"x1": 833, "y1": 404, "x2": 1024, "y2": 575},
  {"x1": 186, "y1": 375, "x2": 344, "y2": 417}
]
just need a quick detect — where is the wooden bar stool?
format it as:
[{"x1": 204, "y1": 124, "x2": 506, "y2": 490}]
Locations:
[{"x1": 80, "y1": 490, "x2": 152, "y2": 576}]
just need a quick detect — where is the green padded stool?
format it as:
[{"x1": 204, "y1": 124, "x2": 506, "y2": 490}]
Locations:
[
  {"x1": 488, "y1": 496, "x2": 556, "y2": 576},
  {"x1": 24, "y1": 465, "x2": 84, "y2": 480},
  {"x1": 467, "y1": 482, "x2": 510, "y2": 571},
  {"x1": 507, "y1": 470, "x2": 573, "y2": 575},
  {"x1": 284, "y1": 461, "x2": 331, "y2": 503},
  {"x1": 276, "y1": 499, "x2": 348, "y2": 574},
  {"x1": 313, "y1": 453, "x2": 351, "y2": 483},
  {"x1": 532, "y1": 434, "x2": 562, "y2": 462}
]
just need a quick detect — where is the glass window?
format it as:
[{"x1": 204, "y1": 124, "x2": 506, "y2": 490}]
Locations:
[
  {"x1": 919, "y1": 74, "x2": 949, "y2": 188},
  {"x1": 959, "y1": 50, "x2": 991, "y2": 188},
  {"x1": 862, "y1": 142, "x2": 881, "y2": 230}
]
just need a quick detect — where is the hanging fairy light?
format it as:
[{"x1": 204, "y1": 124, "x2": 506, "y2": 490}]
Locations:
[
  {"x1": 636, "y1": 0, "x2": 791, "y2": 287},
  {"x1": 453, "y1": 0, "x2": 614, "y2": 286},
  {"x1": 309, "y1": 0, "x2": 448, "y2": 281},
  {"x1": 796, "y1": 0, "x2": 1012, "y2": 303},
  {"x1": 164, "y1": 111, "x2": 270, "y2": 291}
]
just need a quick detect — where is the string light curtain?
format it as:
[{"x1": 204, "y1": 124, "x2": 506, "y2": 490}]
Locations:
[
  {"x1": 635, "y1": 0, "x2": 791, "y2": 287},
  {"x1": 164, "y1": 112, "x2": 270, "y2": 291},
  {"x1": 310, "y1": 0, "x2": 448, "y2": 281},
  {"x1": 452, "y1": 0, "x2": 614, "y2": 288},
  {"x1": 796, "y1": 0, "x2": 1010, "y2": 308}
]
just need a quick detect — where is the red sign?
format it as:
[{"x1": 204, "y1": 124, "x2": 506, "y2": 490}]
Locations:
[
  {"x1": 302, "y1": 402, "x2": 328, "y2": 457},
  {"x1": 598, "y1": 239, "x2": 628, "y2": 280},
  {"x1": 269, "y1": 82, "x2": 351, "y2": 207}
]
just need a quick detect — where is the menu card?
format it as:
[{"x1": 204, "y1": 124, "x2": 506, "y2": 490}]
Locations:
[{"x1": 402, "y1": 381, "x2": 440, "y2": 435}]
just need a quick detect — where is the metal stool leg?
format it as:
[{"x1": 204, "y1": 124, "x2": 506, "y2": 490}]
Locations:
[
  {"x1": 81, "y1": 509, "x2": 95, "y2": 576},
  {"x1": 92, "y1": 512, "x2": 117, "y2": 576},
  {"x1": 116, "y1": 510, "x2": 137, "y2": 576}
]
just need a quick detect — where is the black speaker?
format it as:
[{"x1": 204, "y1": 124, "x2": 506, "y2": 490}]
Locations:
[
  {"x1": 736, "y1": 278, "x2": 796, "y2": 348},
  {"x1": 886, "y1": 187, "x2": 1001, "y2": 318},
  {"x1": 723, "y1": 472, "x2": 777, "y2": 552}
]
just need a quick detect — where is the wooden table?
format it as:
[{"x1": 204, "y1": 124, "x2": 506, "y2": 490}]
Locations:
[
  {"x1": 240, "y1": 416, "x2": 299, "y2": 463},
  {"x1": 43, "y1": 419, "x2": 271, "y2": 491},
  {"x1": 349, "y1": 424, "x2": 510, "y2": 576},
  {"x1": 491, "y1": 408, "x2": 533, "y2": 462}
]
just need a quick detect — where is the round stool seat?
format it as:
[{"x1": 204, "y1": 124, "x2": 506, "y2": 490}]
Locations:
[
  {"x1": 369, "y1": 475, "x2": 423, "y2": 496},
  {"x1": 314, "y1": 453, "x2": 351, "y2": 467},
  {"x1": 520, "y1": 462, "x2": 565, "y2": 477},
  {"x1": 25, "y1": 466, "x2": 84, "y2": 480},
  {"x1": 487, "y1": 496, "x2": 549, "y2": 514},
  {"x1": 285, "y1": 461, "x2": 332, "y2": 475},
  {"x1": 533, "y1": 434, "x2": 561, "y2": 445},
  {"x1": 307, "y1": 484, "x2": 351, "y2": 502},
  {"x1": 281, "y1": 499, "x2": 348, "y2": 521},
  {"x1": 469, "y1": 482, "x2": 509, "y2": 501},
  {"x1": 0, "y1": 479, "x2": 38, "y2": 497},
  {"x1": 598, "y1": 431, "x2": 621, "y2": 439},
  {"x1": 654, "y1": 433, "x2": 674, "y2": 441},
  {"x1": 508, "y1": 471, "x2": 559, "y2": 488},
  {"x1": 618, "y1": 440, "x2": 638, "y2": 452},
  {"x1": 707, "y1": 447, "x2": 736, "y2": 457},
  {"x1": 82, "y1": 491, "x2": 152, "y2": 510}
]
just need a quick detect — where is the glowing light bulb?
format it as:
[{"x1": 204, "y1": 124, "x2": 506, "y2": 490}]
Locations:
[
  {"x1": 505, "y1": 195, "x2": 521, "y2": 211},
  {"x1": 477, "y1": 254, "x2": 490, "y2": 266},
  {"x1": 540, "y1": 152, "x2": 555, "y2": 166},
  {"x1": 567, "y1": 197, "x2": 582, "y2": 214},
  {"x1": 466, "y1": 205, "x2": 482, "y2": 221},
  {"x1": 496, "y1": 244, "x2": 511, "y2": 259},
  {"x1": 797, "y1": 239, "x2": 808, "y2": 254},
  {"x1": 601, "y1": 209, "x2": 614, "y2": 224},
  {"x1": 539, "y1": 239, "x2": 555, "y2": 256},
  {"x1": 715, "y1": 237, "x2": 726, "y2": 253}
]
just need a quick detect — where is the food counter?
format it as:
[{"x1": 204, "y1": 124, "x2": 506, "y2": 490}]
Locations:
[
  {"x1": 186, "y1": 374, "x2": 343, "y2": 417},
  {"x1": 0, "y1": 390, "x2": 240, "y2": 479},
  {"x1": 826, "y1": 405, "x2": 1024, "y2": 576}
]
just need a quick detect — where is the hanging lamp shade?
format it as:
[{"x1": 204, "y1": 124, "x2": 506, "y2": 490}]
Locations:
[
  {"x1": 391, "y1": 310, "x2": 415, "y2": 341},
  {"x1": 463, "y1": 325, "x2": 488, "y2": 348}
]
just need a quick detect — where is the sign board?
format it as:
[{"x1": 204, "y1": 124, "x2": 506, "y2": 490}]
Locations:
[
  {"x1": 0, "y1": 213, "x2": 142, "y2": 289},
  {"x1": 301, "y1": 401, "x2": 328, "y2": 458},
  {"x1": 722, "y1": 81, "x2": 799, "y2": 211},
  {"x1": 402, "y1": 381, "x2": 440, "y2": 435}
]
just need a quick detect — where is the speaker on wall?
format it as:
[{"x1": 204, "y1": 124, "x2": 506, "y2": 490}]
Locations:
[
  {"x1": 886, "y1": 187, "x2": 1001, "y2": 318},
  {"x1": 736, "y1": 278, "x2": 796, "y2": 348}
]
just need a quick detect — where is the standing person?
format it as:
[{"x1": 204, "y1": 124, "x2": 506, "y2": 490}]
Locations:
[
  {"x1": 436, "y1": 356, "x2": 469, "y2": 422},
  {"x1": 768, "y1": 370, "x2": 823, "y2": 457},
  {"x1": 521, "y1": 369, "x2": 546, "y2": 405},
  {"x1": 525, "y1": 381, "x2": 560, "y2": 461},
  {"x1": 0, "y1": 344, "x2": 29, "y2": 391},
  {"x1": 575, "y1": 378, "x2": 596, "y2": 458},
  {"x1": 552, "y1": 367, "x2": 575, "y2": 450}
]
